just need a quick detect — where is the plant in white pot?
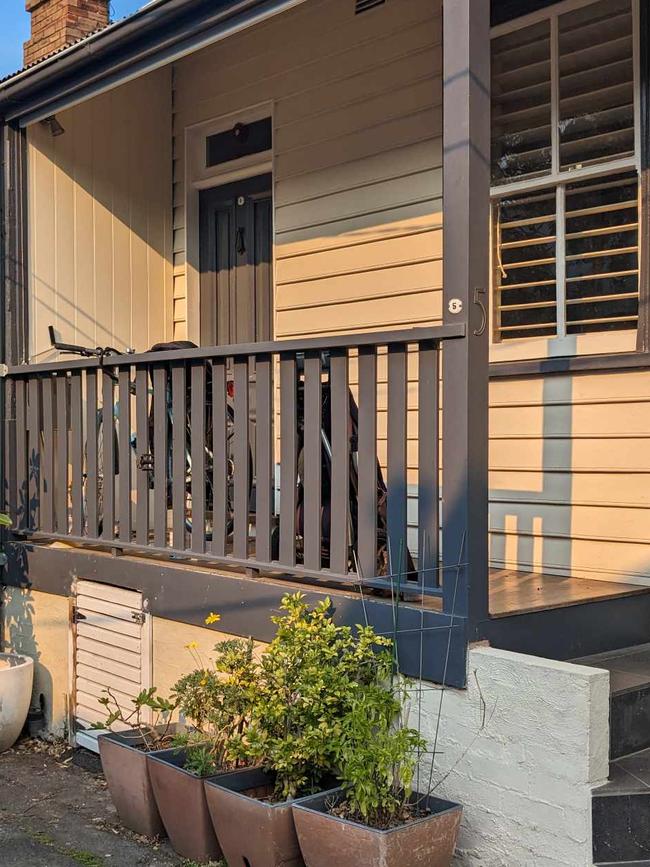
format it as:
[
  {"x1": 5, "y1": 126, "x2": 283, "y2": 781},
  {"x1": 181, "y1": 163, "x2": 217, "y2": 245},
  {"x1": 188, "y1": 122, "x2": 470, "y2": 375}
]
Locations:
[{"x1": 0, "y1": 512, "x2": 35, "y2": 754}]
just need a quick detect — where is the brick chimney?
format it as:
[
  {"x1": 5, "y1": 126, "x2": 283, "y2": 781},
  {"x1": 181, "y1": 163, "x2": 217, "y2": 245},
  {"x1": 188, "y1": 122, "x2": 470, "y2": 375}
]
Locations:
[{"x1": 24, "y1": 0, "x2": 109, "y2": 66}]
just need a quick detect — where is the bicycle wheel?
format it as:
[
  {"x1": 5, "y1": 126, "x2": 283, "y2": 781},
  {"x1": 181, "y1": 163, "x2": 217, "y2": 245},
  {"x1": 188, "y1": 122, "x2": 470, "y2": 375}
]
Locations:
[{"x1": 83, "y1": 414, "x2": 119, "y2": 537}]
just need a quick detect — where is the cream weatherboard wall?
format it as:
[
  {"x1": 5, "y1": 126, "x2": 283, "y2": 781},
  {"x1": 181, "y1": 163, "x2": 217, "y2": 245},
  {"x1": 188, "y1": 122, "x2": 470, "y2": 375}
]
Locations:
[
  {"x1": 170, "y1": 0, "x2": 443, "y2": 341},
  {"x1": 171, "y1": 0, "x2": 443, "y2": 560},
  {"x1": 27, "y1": 67, "x2": 174, "y2": 361},
  {"x1": 489, "y1": 368, "x2": 650, "y2": 586},
  {"x1": 168, "y1": 0, "x2": 650, "y2": 587}
]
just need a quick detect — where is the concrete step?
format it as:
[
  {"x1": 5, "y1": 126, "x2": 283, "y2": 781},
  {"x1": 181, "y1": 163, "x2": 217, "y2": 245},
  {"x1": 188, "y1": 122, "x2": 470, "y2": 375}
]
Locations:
[
  {"x1": 592, "y1": 748, "x2": 650, "y2": 864},
  {"x1": 576, "y1": 644, "x2": 650, "y2": 759}
]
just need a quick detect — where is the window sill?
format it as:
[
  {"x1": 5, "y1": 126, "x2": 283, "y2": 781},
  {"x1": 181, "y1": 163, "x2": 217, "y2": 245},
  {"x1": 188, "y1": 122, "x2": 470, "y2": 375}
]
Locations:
[
  {"x1": 490, "y1": 348, "x2": 650, "y2": 378},
  {"x1": 489, "y1": 330, "x2": 638, "y2": 365}
]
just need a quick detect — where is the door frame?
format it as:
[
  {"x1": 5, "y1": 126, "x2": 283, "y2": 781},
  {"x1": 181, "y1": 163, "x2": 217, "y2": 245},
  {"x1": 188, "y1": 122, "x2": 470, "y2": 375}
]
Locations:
[{"x1": 185, "y1": 102, "x2": 275, "y2": 345}]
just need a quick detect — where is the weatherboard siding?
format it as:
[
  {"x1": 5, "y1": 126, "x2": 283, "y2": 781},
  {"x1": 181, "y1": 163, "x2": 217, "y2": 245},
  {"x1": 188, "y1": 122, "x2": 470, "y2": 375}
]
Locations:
[{"x1": 27, "y1": 67, "x2": 173, "y2": 360}]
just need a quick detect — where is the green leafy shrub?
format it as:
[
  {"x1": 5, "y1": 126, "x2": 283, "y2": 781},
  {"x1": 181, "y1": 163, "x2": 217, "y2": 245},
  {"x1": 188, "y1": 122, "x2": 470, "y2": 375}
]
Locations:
[
  {"x1": 171, "y1": 637, "x2": 256, "y2": 776},
  {"x1": 234, "y1": 592, "x2": 393, "y2": 801},
  {"x1": 335, "y1": 679, "x2": 426, "y2": 829}
]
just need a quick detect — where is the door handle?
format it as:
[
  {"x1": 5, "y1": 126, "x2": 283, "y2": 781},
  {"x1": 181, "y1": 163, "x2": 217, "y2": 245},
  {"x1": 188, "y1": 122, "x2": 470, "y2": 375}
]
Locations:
[{"x1": 236, "y1": 227, "x2": 246, "y2": 255}]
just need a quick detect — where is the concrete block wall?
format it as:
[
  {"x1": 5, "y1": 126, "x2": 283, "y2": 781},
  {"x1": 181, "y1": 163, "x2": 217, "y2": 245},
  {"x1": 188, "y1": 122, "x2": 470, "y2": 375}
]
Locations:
[{"x1": 418, "y1": 645, "x2": 610, "y2": 867}]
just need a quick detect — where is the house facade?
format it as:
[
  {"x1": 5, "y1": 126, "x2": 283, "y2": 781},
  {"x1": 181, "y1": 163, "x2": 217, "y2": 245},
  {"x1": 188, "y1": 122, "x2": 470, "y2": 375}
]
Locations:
[{"x1": 1, "y1": 0, "x2": 649, "y2": 863}]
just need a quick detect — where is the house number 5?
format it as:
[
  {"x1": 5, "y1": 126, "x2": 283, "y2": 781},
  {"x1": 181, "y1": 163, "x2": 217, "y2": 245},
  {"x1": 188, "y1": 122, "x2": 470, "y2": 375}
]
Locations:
[{"x1": 448, "y1": 298, "x2": 463, "y2": 314}]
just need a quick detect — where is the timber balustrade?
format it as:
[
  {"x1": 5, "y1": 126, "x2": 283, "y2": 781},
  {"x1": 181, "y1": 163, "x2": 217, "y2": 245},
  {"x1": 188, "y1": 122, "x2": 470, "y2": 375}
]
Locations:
[{"x1": 3, "y1": 326, "x2": 464, "y2": 598}]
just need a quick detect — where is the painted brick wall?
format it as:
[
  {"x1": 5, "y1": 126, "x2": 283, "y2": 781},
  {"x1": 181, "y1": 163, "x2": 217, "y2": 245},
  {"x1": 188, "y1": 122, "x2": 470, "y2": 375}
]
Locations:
[{"x1": 418, "y1": 645, "x2": 609, "y2": 867}]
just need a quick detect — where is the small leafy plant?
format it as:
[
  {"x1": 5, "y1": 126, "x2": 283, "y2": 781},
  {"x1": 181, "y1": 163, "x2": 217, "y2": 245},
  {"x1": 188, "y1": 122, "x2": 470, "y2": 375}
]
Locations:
[
  {"x1": 234, "y1": 592, "x2": 393, "y2": 801},
  {"x1": 93, "y1": 687, "x2": 179, "y2": 751},
  {"x1": 334, "y1": 679, "x2": 426, "y2": 829},
  {"x1": 171, "y1": 635, "x2": 257, "y2": 777}
]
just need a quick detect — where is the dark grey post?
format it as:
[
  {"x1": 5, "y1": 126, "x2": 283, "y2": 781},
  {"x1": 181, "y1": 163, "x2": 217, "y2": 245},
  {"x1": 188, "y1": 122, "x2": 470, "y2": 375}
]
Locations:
[
  {"x1": 1, "y1": 123, "x2": 28, "y2": 535},
  {"x1": 442, "y1": 0, "x2": 490, "y2": 629}
]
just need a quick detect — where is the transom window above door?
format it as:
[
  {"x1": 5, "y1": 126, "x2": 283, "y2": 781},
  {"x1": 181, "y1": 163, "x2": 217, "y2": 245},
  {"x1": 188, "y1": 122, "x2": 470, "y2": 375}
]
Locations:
[{"x1": 490, "y1": 0, "x2": 641, "y2": 344}]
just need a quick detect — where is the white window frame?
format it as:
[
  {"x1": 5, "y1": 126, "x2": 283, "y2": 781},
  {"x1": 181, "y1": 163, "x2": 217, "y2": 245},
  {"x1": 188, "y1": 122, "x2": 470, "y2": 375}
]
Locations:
[{"x1": 490, "y1": 0, "x2": 641, "y2": 360}]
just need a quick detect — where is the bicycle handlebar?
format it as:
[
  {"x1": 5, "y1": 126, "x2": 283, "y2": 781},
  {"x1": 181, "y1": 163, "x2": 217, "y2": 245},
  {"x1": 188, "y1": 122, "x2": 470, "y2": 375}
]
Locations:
[{"x1": 48, "y1": 325, "x2": 125, "y2": 360}]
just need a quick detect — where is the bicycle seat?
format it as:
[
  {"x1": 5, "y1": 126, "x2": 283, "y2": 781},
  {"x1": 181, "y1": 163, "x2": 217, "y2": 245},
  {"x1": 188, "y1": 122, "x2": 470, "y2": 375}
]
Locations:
[{"x1": 148, "y1": 340, "x2": 198, "y2": 352}]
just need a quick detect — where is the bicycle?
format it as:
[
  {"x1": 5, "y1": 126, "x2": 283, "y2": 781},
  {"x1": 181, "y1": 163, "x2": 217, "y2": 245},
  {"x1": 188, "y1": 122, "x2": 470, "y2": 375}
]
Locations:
[
  {"x1": 48, "y1": 327, "x2": 249, "y2": 543},
  {"x1": 49, "y1": 327, "x2": 413, "y2": 579}
]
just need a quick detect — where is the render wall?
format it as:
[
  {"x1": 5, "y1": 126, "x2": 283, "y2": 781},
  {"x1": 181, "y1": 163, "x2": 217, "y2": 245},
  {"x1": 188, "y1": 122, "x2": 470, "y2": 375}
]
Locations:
[
  {"x1": 420, "y1": 645, "x2": 610, "y2": 867},
  {"x1": 26, "y1": 66, "x2": 174, "y2": 360},
  {"x1": 1, "y1": 587, "x2": 69, "y2": 737}
]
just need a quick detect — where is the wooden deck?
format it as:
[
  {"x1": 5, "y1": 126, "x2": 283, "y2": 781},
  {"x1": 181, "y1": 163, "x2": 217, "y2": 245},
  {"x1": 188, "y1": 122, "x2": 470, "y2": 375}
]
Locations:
[{"x1": 488, "y1": 569, "x2": 650, "y2": 618}]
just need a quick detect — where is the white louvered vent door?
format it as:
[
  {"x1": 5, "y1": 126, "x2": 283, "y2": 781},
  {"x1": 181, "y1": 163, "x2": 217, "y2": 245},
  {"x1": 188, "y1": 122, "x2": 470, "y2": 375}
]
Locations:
[{"x1": 72, "y1": 580, "x2": 151, "y2": 753}]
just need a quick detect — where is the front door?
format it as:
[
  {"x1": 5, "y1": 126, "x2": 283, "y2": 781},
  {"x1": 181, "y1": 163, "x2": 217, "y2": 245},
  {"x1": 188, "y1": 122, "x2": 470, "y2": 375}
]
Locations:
[{"x1": 199, "y1": 173, "x2": 272, "y2": 346}]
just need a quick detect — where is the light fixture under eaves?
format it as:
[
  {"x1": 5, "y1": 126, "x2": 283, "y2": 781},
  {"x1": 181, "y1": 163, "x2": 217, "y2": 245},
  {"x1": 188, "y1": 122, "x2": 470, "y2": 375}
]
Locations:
[{"x1": 41, "y1": 115, "x2": 65, "y2": 137}]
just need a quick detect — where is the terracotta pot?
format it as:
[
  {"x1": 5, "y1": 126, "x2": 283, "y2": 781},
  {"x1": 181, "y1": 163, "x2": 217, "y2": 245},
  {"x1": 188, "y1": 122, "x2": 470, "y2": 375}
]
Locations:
[
  {"x1": 147, "y1": 747, "x2": 223, "y2": 864},
  {"x1": 98, "y1": 729, "x2": 166, "y2": 838},
  {"x1": 292, "y1": 787, "x2": 462, "y2": 867},
  {"x1": 204, "y1": 767, "x2": 305, "y2": 867}
]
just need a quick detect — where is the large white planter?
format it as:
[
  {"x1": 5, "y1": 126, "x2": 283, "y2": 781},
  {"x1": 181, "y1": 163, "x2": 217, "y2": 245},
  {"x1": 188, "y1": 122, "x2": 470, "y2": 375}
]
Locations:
[{"x1": 0, "y1": 652, "x2": 34, "y2": 753}]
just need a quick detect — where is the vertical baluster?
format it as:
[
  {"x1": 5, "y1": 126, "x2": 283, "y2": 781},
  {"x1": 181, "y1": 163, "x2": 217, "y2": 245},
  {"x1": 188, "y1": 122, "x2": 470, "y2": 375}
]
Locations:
[
  {"x1": 41, "y1": 375, "x2": 54, "y2": 533},
  {"x1": 211, "y1": 360, "x2": 227, "y2": 557},
  {"x1": 191, "y1": 362, "x2": 206, "y2": 554},
  {"x1": 55, "y1": 374, "x2": 68, "y2": 534},
  {"x1": 418, "y1": 341, "x2": 440, "y2": 589},
  {"x1": 255, "y1": 353, "x2": 273, "y2": 564},
  {"x1": 303, "y1": 351, "x2": 322, "y2": 572},
  {"x1": 172, "y1": 363, "x2": 187, "y2": 551},
  {"x1": 5, "y1": 379, "x2": 18, "y2": 525},
  {"x1": 27, "y1": 377, "x2": 41, "y2": 532},
  {"x1": 279, "y1": 353, "x2": 297, "y2": 567},
  {"x1": 357, "y1": 346, "x2": 377, "y2": 580},
  {"x1": 387, "y1": 343, "x2": 408, "y2": 579},
  {"x1": 153, "y1": 364, "x2": 168, "y2": 548},
  {"x1": 15, "y1": 379, "x2": 27, "y2": 530},
  {"x1": 329, "y1": 349, "x2": 349, "y2": 577},
  {"x1": 233, "y1": 356, "x2": 250, "y2": 560},
  {"x1": 102, "y1": 368, "x2": 115, "y2": 541},
  {"x1": 70, "y1": 371, "x2": 83, "y2": 536},
  {"x1": 135, "y1": 366, "x2": 150, "y2": 545},
  {"x1": 118, "y1": 367, "x2": 132, "y2": 543},
  {"x1": 85, "y1": 370, "x2": 98, "y2": 538}
]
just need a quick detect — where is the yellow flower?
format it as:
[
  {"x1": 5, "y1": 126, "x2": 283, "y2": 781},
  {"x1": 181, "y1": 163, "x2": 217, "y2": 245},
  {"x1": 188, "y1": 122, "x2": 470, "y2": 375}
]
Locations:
[
  {"x1": 205, "y1": 612, "x2": 221, "y2": 626},
  {"x1": 185, "y1": 641, "x2": 198, "y2": 650},
  {"x1": 200, "y1": 677, "x2": 208, "y2": 686}
]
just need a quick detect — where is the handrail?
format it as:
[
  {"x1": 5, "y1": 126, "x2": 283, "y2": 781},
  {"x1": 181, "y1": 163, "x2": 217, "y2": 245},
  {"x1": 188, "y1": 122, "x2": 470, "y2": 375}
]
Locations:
[{"x1": 5, "y1": 324, "x2": 465, "y2": 376}]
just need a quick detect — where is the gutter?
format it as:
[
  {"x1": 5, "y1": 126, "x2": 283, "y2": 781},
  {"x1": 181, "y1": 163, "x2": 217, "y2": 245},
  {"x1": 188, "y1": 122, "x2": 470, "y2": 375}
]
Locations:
[{"x1": 0, "y1": 0, "x2": 307, "y2": 126}]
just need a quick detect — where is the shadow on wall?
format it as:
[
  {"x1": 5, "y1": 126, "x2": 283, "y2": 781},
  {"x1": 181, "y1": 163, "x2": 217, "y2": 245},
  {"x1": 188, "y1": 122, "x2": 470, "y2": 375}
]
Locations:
[
  {"x1": 489, "y1": 369, "x2": 573, "y2": 585},
  {"x1": 28, "y1": 66, "x2": 172, "y2": 360},
  {"x1": 1, "y1": 546, "x2": 52, "y2": 731}
]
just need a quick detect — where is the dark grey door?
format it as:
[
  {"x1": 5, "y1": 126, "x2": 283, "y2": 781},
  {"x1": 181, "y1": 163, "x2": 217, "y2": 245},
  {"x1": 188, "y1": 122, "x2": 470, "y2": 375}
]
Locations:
[{"x1": 199, "y1": 173, "x2": 272, "y2": 346}]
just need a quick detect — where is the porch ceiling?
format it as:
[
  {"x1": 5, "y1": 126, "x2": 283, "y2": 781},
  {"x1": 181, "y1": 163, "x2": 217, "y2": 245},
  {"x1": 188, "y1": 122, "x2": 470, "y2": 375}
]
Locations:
[{"x1": 0, "y1": 0, "x2": 308, "y2": 126}]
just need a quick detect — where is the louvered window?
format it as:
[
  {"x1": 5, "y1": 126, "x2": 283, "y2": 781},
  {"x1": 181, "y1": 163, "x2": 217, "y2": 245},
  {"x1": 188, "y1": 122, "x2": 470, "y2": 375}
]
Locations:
[{"x1": 491, "y1": 0, "x2": 640, "y2": 343}]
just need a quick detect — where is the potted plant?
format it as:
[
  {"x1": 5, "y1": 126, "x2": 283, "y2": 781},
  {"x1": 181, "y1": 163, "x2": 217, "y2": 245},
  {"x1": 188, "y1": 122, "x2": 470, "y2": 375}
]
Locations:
[
  {"x1": 148, "y1": 629, "x2": 256, "y2": 864},
  {"x1": 97, "y1": 687, "x2": 179, "y2": 837},
  {"x1": 0, "y1": 513, "x2": 35, "y2": 754},
  {"x1": 204, "y1": 592, "x2": 391, "y2": 867},
  {"x1": 292, "y1": 679, "x2": 463, "y2": 867}
]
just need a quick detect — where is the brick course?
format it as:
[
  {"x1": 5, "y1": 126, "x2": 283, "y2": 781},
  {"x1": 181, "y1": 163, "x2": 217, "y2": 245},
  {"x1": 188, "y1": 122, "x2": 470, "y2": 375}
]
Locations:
[{"x1": 24, "y1": 0, "x2": 108, "y2": 66}]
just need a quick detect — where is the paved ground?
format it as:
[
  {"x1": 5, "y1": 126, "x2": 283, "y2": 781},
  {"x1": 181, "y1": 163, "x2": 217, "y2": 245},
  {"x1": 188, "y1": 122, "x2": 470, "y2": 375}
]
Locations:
[{"x1": 0, "y1": 738, "x2": 221, "y2": 866}]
